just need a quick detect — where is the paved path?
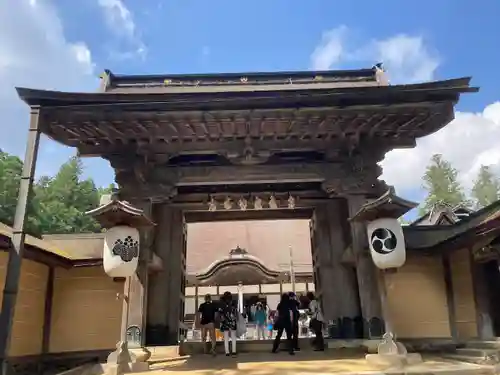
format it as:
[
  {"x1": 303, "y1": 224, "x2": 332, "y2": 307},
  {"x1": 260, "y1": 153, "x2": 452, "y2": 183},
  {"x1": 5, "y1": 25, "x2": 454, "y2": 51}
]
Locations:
[{"x1": 143, "y1": 352, "x2": 495, "y2": 375}]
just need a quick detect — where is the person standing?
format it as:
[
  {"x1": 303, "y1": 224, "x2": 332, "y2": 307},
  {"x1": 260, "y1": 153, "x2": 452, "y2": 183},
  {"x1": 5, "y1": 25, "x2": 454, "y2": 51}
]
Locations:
[
  {"x1": 289, "y1": 292, "x2": 300, "y2": 351},
  {"x1": 271, "y1": 293, "x2": 294, "y2": 355},
  {"x1": 255, "y1": 303, "x2": 267, "y2": 340},
  {"x1": 197, "y1": 294, "x2": 217, "y2": 355},
  {"x1": 219, "y1": 291, "x2": 238, "y2": 357},
  {"x1": 307, "y1": 292, "x2": 325, "y2": 351}
]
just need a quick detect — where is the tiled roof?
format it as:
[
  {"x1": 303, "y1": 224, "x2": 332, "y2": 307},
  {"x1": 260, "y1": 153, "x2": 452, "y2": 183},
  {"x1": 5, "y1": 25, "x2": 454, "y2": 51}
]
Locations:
[{"x1": 0, "y1": 222, "x2": 72, "y2": 259}]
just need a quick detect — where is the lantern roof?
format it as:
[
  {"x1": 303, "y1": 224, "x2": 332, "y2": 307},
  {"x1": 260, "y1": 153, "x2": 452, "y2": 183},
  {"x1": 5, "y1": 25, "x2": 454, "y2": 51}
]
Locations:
[
  {"x1": 86, "y1": 193, "x2": 155, "y2": 229},
  {"x1": 349, "y1": 187, "x2": 418, "y2": 222}
]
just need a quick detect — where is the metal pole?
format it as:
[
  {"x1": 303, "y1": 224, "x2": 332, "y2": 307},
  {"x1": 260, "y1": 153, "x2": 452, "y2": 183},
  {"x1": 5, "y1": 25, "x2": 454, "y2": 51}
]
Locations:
[
  {"x1": 289, "y1": 246, "x2": 296, "y2": 293},
  {"x1": 0, "y1": 107, "x2": 41, "y2": 375}
]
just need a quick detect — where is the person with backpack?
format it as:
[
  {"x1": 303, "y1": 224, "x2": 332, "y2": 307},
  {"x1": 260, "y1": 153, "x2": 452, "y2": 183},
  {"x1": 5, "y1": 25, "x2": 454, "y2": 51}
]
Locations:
[{"x1": 307, "y1": 292, "x2": 325, "y2": 351}]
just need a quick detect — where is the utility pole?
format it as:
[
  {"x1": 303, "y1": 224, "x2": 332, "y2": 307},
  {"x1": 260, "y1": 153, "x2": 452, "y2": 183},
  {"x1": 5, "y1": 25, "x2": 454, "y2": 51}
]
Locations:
[{"x1": 288, "y1": 245, "x2": 296, "y2": 293}]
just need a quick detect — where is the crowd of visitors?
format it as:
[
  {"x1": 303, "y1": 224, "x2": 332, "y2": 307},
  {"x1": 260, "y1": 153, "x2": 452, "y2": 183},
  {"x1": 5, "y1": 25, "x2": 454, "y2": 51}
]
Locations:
[{"x1": 195, "y1": 290, "x2": 325, "y2": 357}]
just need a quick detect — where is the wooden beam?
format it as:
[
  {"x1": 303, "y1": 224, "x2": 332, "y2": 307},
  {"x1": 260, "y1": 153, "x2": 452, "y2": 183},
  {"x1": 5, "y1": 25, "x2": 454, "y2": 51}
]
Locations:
[
  {"x1": 78, "y1": 136, "x2": 417, "y2": 158},
  {"x1": 442, "y1": 252, "x2": 458, "y2": 341},
  {"x1": 115, "y1": 161, "x2": 379, "y2": 186},
  {"x1": 184, "y1": 207, "x2": 314, "y2": 223},
  {"x1": 41, "y1": 267, "x2": 55, "y2": 354}
]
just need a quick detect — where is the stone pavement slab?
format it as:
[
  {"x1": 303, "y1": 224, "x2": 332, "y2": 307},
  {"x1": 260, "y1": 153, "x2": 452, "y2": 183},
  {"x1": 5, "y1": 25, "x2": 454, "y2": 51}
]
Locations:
[{"x1": 140, "y1": 352, "x2": 495, "y2": 375}]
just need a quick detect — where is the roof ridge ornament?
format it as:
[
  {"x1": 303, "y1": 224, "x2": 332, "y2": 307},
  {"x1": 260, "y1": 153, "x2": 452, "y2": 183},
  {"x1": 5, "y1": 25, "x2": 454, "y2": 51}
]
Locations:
[
  {"x1": 373, "y1": 63, "x2": 390, "y2": 86},
  {"x1": 229, "y1": 246, "x2": 248, "y2": 257}
]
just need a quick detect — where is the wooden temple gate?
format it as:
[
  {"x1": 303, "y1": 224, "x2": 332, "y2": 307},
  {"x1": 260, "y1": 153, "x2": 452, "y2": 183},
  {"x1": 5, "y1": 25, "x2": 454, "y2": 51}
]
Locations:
[{"x1": 6, "y1": 68, "x2": 476, "y2": 348}]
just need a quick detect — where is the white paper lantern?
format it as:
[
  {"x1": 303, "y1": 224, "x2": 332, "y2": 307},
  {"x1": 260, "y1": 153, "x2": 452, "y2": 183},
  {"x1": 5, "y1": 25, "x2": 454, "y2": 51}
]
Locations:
[
  {"x1": 366, "y1": 218, "x2": 406, "y2": 269},
  {"x1": 103, "y1": 225, "x2": 140, "y2": 277}
]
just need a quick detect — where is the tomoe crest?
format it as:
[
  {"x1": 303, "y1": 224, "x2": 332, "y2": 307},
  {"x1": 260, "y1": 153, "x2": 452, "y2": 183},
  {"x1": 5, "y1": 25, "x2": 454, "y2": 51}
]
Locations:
[
  {"x1": 112, "y1": 235, "x2": 139, "y2": 262},
  {"x1": 370, "y1": 228, "x2": 397, "y2": 255}
]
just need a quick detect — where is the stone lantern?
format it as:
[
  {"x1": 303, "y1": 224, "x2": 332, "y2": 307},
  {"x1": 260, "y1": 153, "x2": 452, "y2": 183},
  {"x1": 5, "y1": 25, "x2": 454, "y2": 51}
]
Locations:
[
  {"x1": 86, "y1": 192, "x2": 155, "y2": 374},
  {"x1": 350, "y1": 187, "x2": 423, "y2": 369}
]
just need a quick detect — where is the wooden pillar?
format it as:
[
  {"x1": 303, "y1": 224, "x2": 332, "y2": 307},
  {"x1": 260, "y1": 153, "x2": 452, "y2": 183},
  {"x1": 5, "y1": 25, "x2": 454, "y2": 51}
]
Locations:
[
  {"x1": 313, "y1": 200, "x2": 361, "y2": 338},
  {"x1": 39, "y1": 266, "x2": 55, "y2": 374},
  {"x1": 146, "y1": 205, "x2": 185, "y2": 345},
  {"x1": 347, "y1": 195, "x2": 383, "y2": 338},
  {"x1": 0, "y1": 107, "x2": 41, "y2": 374},
  {"x1": 126, "y1": 200, "x2": 153, "y2": 347},
  {"x1": 442, "y1": 252, "x2": 458, "y2": 341},
  {"x1": 470, "y1": 249, "x2": 495, "y2": 339}
]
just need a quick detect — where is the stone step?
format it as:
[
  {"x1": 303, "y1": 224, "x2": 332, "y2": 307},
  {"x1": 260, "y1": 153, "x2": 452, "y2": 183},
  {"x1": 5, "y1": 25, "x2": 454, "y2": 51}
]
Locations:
[
  {"x1": 441, "y1": 353, "x2": 498, "y2": 366},
  {"x1": 466, "y1": 341, "x2": 500, "y2": 350},
  {"x1": 456, "y1": 348, "x2": 499, "y2": 358},
  {"x1": 146, "y1": 345, "x2": 181, "y2": 362}
]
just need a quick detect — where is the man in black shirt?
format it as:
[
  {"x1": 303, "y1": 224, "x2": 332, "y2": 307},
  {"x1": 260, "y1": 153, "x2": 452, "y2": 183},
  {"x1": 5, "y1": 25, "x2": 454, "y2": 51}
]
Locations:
[{"x1": 198, "y1": 294, "x2": 217, "y2": 355}]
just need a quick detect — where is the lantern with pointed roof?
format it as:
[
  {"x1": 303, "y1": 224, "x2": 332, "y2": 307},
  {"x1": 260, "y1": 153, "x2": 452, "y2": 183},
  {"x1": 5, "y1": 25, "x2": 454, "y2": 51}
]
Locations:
[
  {"x1": 350, "y1": 187, "x2": 417, "y2": 269},
  {"x1": 86, "y1": 193, "x2": 155, "y2": 277}
]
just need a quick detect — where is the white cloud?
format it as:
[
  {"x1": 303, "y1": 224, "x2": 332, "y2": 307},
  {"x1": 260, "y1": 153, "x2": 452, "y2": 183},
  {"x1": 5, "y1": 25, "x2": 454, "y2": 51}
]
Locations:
[
  {"x1": 97, "y1": 0, "x2": 147, "y2": 59},
  {"x1": 310, "y1": 27, "x2": 439, "y2": 84},
  {"x1": 381, "y1": 102, "x2": 500, "y2": 195},
  {"x1": 0, "y1": 0, "x2": 99, "y2": 177},
  {"x1": 310, "y1": 26, "x2": 347, "y2": 70},
  {"x1": 310, "y1": 26, "x2": 499, "y2": 202}
]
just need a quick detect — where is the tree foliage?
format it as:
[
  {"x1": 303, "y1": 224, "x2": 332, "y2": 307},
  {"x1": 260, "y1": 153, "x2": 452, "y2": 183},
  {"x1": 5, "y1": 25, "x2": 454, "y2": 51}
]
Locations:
[
  {"x1": 0, "y1": 151, "x2": 114, "y2": 235},
  {"x1": 0, "y1": 150, "x2": 23, "y2": 226},
  {"x1": 471, "y1": 165, "x2": 500, "y2": 209},
  {"x1": 421, "y1": 154, "x2": 468, "y2": 214}
]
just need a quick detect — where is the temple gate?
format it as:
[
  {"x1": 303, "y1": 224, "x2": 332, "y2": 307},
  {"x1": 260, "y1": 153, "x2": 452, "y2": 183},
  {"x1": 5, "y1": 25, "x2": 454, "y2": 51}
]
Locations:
[{"x1": 8, "y1": 68, "x2": 475, "y2": 348}]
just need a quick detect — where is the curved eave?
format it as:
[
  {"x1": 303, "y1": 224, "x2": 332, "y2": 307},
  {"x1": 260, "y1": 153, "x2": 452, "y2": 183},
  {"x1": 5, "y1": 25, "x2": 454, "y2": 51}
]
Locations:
[
  {"x1": 16, "y1": 77, "x2": 478, "y2": 108},
  {"x1": 350, "y1": 188, "x2": 418, "y2": 222},
  {"x1": 85, "y1": 201, "x2": 156, "y2": 228},
  {"x1": 195, "y1": 258, "x2": 280, "y2": 282}
]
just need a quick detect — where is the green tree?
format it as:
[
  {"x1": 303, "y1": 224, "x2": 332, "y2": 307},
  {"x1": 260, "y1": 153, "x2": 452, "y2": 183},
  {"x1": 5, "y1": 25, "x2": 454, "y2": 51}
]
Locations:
[
  {"x1": 0, "y1": 150, "x2": 23, "y2": 225},
  {"x1": 0, "y1": 150, "x2": 41, "y2": 235},
  {"x1": 471, "y1": 165, "x2": 500, "y2": 209},
  {"x1": 421, "y1": 154, "x2": 468, "y2": 214},
  {"x1": 33, "y1": 156, "x2": 102, "y2": 234}
]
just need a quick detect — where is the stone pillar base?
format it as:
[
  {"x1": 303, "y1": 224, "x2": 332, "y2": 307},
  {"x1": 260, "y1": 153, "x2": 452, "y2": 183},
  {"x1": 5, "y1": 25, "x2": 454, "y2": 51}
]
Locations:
[
  {"x1": 129, "y1": 347, "x2": 152, "y2": 362},
  {"x1": 365, "y1": 332, "x2": 422, "y2": 370},
  {"x1": 103, "y1": 362, "x2": 150, "y2": 375},
  {"x1": 104, "y1": 341, "x2": 150, "y2": 375},
  {"x1": 365, "y1": 353, "x2": 423, "y2": 369}
]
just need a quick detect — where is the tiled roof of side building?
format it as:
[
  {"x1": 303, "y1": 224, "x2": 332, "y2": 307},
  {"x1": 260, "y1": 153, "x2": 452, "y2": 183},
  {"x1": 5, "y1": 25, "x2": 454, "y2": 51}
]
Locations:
[{"x1": 0, "y1": 222, "x2": 72, "y2": 259}]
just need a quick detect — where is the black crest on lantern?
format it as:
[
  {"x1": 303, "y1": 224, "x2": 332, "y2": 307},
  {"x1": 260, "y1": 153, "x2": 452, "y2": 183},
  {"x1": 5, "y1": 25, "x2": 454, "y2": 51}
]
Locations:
[
  {"x1": 112, "y1": 235, "x2": 139, "y2": 262},
  {"x1": 370, "y1": 228, "x2": 397, "y2": 255}
]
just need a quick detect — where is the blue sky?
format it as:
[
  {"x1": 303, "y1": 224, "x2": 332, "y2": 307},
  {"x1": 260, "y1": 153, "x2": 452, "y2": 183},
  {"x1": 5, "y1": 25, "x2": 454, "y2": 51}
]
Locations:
[{"x1": 1, "y1": 0, "x2": 500, "y2": 208}]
